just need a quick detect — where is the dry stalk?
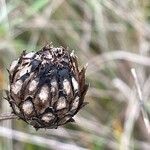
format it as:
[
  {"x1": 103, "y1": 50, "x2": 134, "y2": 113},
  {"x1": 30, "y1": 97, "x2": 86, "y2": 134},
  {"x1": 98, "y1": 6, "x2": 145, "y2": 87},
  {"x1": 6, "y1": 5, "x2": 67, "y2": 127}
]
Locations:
[
  {"x1": 131, "y1": 68, "x2": 150, "y2": 134},
  {"x1": 0, "y1": 113, "x2": 17, "y2": 121}
]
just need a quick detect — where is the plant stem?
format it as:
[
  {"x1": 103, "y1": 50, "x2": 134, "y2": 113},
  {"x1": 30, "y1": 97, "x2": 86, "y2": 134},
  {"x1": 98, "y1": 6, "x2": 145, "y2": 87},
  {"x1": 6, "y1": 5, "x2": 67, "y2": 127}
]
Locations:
[
  {"x1": 131, "y1": 68, "x2": 150, "y2": 134},
  {"x1": 0, "y1": 113, "x2": 18, "y2": 121}
]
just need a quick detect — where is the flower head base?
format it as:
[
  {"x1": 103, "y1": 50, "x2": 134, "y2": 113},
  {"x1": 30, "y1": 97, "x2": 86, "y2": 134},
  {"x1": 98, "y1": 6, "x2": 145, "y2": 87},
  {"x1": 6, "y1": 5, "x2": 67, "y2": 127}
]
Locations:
[{"x1": 6, "y1": 44, "x2": 88, "y2": 130}]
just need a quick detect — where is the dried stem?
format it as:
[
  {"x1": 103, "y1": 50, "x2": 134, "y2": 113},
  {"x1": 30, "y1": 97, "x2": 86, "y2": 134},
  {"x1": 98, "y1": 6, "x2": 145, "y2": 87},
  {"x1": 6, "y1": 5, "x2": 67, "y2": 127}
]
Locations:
[
  {"x1": 0, "y1": 113, "x2": 18, "y2": 121},
  {"x1": 131, "y1": 68, "x2": 150, "y2": 134}
]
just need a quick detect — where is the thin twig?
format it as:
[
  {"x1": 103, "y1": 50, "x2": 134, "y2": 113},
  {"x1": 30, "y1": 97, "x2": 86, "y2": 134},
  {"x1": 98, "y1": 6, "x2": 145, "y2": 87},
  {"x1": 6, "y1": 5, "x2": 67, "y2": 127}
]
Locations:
[
  {"x1": 0, "y1": 113, "x2": 18, "y2": 121},
  {"x1": 0, "y1": 126, "x2": 87, "y2": 150},
  {"x1": 113, "y1": 78, "x2": 137, "y2": 150},
  {"x1": 131, "y1": 68, "x2": 150, "y2": 134}
]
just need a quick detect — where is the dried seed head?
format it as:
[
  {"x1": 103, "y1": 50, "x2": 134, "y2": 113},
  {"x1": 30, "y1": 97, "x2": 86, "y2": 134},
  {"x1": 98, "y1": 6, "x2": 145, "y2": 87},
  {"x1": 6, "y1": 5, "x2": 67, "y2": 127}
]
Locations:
[
  {"x1": 38, "y1": 86, "x2": 49, "y2": 102},
  {"x1": 6, "y1": 44, "x2": 89, "y2": 129},
  {"x1": 29, "y1": 79, "x2": 39, "y2": 92},
  {"x1": 11, "y1": 80, "x2": 23, "y2": 94},
  {"x1": 22, "y1": 100, "x2": 33, "y2": 115},
  {"x1": 56, "y1": 97, "x2": 67, "y2": 110},
  {"x1": 41, "y1": 113, "x2": 55, "y2": 123},
  {"x1": 63, "y1": 79, "x2": 71, "y2": 95}
]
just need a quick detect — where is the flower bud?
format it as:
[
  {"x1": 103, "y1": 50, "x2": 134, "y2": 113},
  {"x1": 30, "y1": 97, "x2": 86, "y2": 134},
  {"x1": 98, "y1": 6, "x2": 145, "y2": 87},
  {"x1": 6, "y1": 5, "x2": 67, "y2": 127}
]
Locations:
[{"x1": 6, "y1": 44, "x2": 88, "y2": 130}]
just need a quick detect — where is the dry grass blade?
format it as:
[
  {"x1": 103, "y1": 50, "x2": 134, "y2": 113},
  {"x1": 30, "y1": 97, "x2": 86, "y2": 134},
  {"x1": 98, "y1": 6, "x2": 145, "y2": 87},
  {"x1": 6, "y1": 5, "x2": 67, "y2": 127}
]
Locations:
[
  {"x1": 131, "y1": 68, "x2": 150, "y2": 134},
  {"x1": 0, "y1": 113, "x2": 17, "y2": 121},
  {"x1": 0, "y1": 126, "x2": 87, "y2": 150}
]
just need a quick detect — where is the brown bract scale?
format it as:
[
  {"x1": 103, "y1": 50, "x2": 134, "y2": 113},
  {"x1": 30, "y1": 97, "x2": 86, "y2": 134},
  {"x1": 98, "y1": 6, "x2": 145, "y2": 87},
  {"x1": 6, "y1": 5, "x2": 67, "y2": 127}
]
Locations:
[{"x1": 6, "y1": 44, "x2": 89, "y2": 130}]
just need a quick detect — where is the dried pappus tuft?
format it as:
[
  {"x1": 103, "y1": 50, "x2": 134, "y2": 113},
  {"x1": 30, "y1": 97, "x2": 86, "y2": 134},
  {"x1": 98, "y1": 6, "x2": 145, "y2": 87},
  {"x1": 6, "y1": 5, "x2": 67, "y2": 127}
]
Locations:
[{"x1": 6, "y1": 44, "x2": 89, "y2": 130}]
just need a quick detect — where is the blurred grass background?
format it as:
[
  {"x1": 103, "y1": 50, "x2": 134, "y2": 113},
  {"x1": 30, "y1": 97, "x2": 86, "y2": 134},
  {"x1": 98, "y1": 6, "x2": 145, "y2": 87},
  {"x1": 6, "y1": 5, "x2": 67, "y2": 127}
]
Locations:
[{"x1": 0, "y1": 0, "x2": 150, "y2": 150}]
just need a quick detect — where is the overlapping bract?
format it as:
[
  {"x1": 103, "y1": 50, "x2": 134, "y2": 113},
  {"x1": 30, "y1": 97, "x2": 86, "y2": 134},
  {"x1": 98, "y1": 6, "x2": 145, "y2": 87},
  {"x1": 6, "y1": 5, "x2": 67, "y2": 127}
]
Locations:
[{"x1": 7, "y1": 45, "x2": 88, "y2": 129}]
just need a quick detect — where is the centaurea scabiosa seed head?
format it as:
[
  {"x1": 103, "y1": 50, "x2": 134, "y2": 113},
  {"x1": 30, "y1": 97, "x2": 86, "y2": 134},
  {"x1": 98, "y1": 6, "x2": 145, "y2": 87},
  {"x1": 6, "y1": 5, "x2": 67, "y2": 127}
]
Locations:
[{"x1": 6, "y1": 44, "x2": 88, "y2": 130}]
